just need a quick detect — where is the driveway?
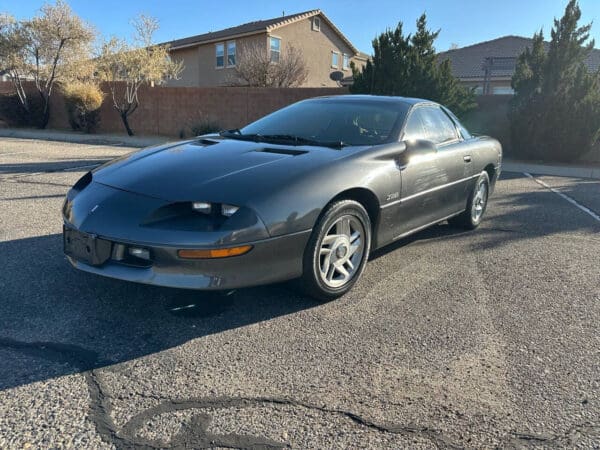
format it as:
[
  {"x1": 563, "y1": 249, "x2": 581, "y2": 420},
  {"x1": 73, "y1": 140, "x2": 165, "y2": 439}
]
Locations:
[{"x1": 1, "y1": 137, "x2": 599, "y2": 448}]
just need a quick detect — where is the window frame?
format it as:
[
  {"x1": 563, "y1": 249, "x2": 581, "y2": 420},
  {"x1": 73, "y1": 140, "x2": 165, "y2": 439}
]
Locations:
[
  {"x1": 342, "y1": 53, "x2": 350, "y2": 70},
  {"x1": 441, "y1": 105, "x2": 471, "y2": 140},
  {"x1": 269, "y1": 36, "x2": 281, "y2": 63},
  {"x1": 331, "y1": 51, "x2": 340, "y2": 69},
  {"x1": 312, "y1": 17, "x2": 321, "y2": 32},
  {"x1": 492, "y1": 85, "x2": 514, "y2": 95},
  {"x1": 215, "y1": 42, "x2": 225, "y2": 69},
  {"x1": 400, "y1": 104, "x2": 461, "y2": 146},
  {"x1": 226, "y1": 40, "x2": 236, "y2": 67}
]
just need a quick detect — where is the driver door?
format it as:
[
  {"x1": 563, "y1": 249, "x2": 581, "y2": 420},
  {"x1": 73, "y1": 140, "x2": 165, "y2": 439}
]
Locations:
[{"x1": 393, "y1": 105, "x2": 467, "y2": 237}]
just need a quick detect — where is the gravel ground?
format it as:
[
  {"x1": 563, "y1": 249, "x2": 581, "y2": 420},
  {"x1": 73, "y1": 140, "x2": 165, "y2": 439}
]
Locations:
[{"x1": 0, "y1": 138, "x2": 599, "y2": 449}]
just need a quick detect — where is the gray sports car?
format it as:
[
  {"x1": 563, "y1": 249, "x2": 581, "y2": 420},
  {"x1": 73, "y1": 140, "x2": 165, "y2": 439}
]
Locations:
[{"x1": 63, "y1": 95, "x2": 502, "y2": 300}]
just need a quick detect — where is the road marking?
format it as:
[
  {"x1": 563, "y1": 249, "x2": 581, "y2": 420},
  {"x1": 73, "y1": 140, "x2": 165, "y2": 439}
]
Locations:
[{"x1": 524, "y1": 172, "x2": 600, "y2": 222}]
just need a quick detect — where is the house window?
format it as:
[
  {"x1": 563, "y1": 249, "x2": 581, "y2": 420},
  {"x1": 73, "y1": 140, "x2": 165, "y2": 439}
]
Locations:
[
  {"x1": 492, "y1": 86, "x2": 514, "y2": 95},
  {"x1": 312, "y1": 17, "x2": 320, "y2": 32},
  {"x1": 331, "y1": 51, "x2": 339, "y2": 68},
  {"x1": 473, "y1": 86, "x2": 484, "y2": 95},
  {"x1": 343, "y1": 54, "x2": 350, "y2": 70},
  {"x1": 270, "y1": 36, "x2": 281, "y2": 63},
  {"x1": 227, "y1": 41, "x2": 236, "y2": 66},
  {"x1": 216, "y1": 43, "x2": 224, "y2": 68}
]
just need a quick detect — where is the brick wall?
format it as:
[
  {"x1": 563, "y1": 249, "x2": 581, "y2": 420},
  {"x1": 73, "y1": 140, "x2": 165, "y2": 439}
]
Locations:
[{"x1": 0, "y1": 82, "x2": 347, "y2": 136}]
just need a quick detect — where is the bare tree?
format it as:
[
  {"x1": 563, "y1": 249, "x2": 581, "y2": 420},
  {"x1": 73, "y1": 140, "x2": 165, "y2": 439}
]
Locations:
[
  {"x1": 0, "y1": 1, "x2": 95, "y2": 127},
  {"x1": 233, "y1": 42, "x2": 308, "y2": 87},
  {"x1": 96, "y1": 15, "x2": 183, "y2": 136}
]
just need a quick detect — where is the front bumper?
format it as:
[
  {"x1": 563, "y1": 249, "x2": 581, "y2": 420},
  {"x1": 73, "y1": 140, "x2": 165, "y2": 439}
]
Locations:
[{"x1": 65, "y1": 228, "x2": 312, "y2": 290}]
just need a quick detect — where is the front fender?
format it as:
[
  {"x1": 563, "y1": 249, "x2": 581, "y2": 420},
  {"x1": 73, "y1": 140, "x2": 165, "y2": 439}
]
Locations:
[{"x1": 250, "y1": 147, "x2": 402, "y2": 237}]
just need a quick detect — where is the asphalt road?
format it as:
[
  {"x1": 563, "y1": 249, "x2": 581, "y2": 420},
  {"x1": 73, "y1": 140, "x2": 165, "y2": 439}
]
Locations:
[{"x1": 0, "y1": 137, "x2": 599, "y2": 449}]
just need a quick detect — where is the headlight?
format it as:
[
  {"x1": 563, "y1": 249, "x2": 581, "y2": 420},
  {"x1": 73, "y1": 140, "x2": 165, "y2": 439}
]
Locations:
[
  {"x1": 221, "y1": 204, "x2": 240, "y2": 217},
  {"x1": 191, "y1": 202, "x2": 240, "y2": 217},
  {"x1": 191, "y1": 201, "x2": 212, "y2": 214}
]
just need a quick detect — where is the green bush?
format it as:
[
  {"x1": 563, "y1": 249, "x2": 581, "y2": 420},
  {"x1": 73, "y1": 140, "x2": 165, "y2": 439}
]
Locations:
[
  {"x1": 0, "y1": 93, "x2": 45, "y2": 128},
  {"x1": 190, "y1": 119, "x2": 221, "y2": 136},
  {"x1": 462, "y1": 95, "x2": 513, "y2": 155},
  {"x1": 350, "y1": 13, "x2": 476, "y2": 117},
  {"x1": 179, "y1": 118, "x2": 222, "y2": 138},
  {"x1": 509, "y1": 1, "x2": 600, "y2": 162},
  {"x1": 61, "y1": 81, "x2": 104, "y2": 133}
]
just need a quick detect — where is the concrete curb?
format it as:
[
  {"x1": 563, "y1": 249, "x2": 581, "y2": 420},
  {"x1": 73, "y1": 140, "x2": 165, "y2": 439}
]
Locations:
[
  {"x1": 0, "y1": 128, "x2": 172, "y2": 148},
  {"x1": 503, "y1": 160, "x2": 600, "y2": 180}
]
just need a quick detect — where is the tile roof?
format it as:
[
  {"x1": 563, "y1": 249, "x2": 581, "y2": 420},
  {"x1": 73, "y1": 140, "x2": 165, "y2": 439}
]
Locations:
[
  {"x1": 163, "y1": 9, "x2": 359, "y2": 55},
  {"x1": 438, "y1": 35, "x2": 600, "y2": 79}
]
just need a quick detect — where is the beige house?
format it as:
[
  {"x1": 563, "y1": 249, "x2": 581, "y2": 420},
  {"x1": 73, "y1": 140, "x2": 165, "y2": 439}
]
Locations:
[{"x1": 163, "y1": 10, "x2": 368, "y2": 88}]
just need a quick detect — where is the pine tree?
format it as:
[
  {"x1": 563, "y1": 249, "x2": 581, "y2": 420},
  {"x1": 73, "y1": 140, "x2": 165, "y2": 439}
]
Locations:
[
  {"x1": 510, "y1": 0, "x2": 600, "y2": 161},
  {"x1": 350, "y1": 14, "x2": 475, "y2": 116}
]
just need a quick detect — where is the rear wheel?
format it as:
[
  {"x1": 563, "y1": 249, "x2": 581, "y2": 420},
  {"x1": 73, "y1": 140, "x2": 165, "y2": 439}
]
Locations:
[
  {"x1": 449, "y1": 171, "x2": 490, "y2": 229},
  {"x1": 301, "y1": 200, "x2": 371, "y2": 301}
]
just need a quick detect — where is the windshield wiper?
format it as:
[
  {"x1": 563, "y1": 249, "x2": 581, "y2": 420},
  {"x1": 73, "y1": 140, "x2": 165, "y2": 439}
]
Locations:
[
  {"x1": 219, "y1": 131, "x2": 347, "y2": 148},
  {"x1": 260, "y1": 134, "x2": 347, "y2": 149},
  {"x1": 219, "y1": 130, "x2": 264, "y2": 142}
]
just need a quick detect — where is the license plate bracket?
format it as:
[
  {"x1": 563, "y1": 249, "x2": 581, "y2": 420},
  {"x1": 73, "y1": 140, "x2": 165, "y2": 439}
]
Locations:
[{"x1": 63, "y1": 226, "x2": 112, "y2": 266}]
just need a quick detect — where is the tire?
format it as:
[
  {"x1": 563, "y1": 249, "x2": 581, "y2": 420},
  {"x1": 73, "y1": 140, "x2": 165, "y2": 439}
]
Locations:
[
  {"x1": 300, "y1": 200, "x2": 371, "y2": 301},
  {"x1": 448, "y1": 171, "x2": 490, "y2": 230}
]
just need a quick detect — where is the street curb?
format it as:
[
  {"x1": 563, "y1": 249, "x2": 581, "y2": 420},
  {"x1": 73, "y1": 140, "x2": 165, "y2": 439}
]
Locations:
[
  {"x1": 0, "y1": 128, "x2": 172, "y2": 148},
  {"x1": 503, "y1": 161, "x2": 600, "y2": 180}
]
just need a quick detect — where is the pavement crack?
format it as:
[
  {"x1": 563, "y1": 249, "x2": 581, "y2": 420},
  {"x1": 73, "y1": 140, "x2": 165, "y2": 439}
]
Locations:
[
  {"x1": 120, "y1": 396, "x2": 462, "y2": 449},
  {"x1": 0, "y1": 338, "x2": 476, "y2": 449},
  {"x1": 86, "y1": 370, "x2": 132, "y2": 449},
  {"x1": 509, "y1": 422, "x2": 600, "y2": 446},
  {"x1": 0, "y1": 337, "x2": 123, "y2": 449}
]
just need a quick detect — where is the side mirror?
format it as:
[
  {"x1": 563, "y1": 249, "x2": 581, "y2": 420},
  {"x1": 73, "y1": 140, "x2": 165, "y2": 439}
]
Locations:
[{"x1": 398, "y1": 139, "x2": 437, "y2": 168}]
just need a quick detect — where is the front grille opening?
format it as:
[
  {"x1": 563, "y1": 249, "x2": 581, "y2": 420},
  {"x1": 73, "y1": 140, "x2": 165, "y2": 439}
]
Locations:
[{"x1": 111, "y1": 243, "x2": 153, "y2": 268}]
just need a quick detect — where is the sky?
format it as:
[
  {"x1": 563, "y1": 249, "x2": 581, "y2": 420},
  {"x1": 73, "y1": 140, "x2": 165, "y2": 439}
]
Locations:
[{"x1": 1, "y1": 0, "x2": 599, "y2": 53}]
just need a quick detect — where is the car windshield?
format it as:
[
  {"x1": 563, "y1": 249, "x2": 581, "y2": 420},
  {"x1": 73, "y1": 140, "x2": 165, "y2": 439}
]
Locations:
[{"x1": 234, "y1": 99, "x2": 409, "y2": 147}]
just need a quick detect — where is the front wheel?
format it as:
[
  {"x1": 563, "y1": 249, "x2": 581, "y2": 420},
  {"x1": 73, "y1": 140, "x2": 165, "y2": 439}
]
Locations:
[
  {"x1": 449, "y1": 171, "x2": 490, "y2": 229},
  {"x1": 300, "y1": 200, "x2": 371, "y2": 301}
]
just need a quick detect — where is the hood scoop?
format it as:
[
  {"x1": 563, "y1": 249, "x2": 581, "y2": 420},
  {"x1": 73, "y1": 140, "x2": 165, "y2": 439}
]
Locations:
[
  {"x1": 255, "y1": 147, "x2": 308, "y2": 156},
  {"x1": 195, "y1": 138, "x2": 220, "y2": 146}
]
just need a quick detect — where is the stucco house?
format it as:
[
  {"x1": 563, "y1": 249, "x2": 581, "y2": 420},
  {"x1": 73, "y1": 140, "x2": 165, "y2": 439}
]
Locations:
[
  {"x1": 438, "y1": 35, "x2": 600, "y2": 95},
  {"x1": 163, "y1": 10, "x2": 368, "y2": 88}
]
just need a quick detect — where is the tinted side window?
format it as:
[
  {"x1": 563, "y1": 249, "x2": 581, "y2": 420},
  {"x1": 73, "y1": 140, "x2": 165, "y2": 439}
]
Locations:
[
  {"x1": 402, "y1": 108, "x2": 427, "y2": 141},
  {"x1": 420, "y1": 107, "x2": 458, "y2": 145},
  {"x1": 442, "y1": 106, "x2": 472, "y2": 139}
]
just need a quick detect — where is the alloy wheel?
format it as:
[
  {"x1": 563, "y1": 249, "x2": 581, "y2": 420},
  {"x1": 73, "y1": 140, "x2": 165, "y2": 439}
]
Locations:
[
  {"x1": 318, "y1": 215, "x2": 365, "y2": 288},
  {"x1": 471, "y1": 180, "x2": 488, "y2": 222}
]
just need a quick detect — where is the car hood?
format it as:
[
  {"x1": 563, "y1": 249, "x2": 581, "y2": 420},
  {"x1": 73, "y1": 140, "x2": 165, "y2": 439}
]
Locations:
[{"x1": 93, "y1": 138, "x2": 341, "y2": 202}]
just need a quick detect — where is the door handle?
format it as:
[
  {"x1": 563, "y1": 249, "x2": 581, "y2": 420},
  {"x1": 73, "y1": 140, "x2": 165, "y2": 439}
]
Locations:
[{"x1": 463, "y1": 155, "x2": 472, "y2": 163}]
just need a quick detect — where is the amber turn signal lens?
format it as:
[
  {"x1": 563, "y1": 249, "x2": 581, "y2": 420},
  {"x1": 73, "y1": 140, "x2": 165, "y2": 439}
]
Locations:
[{"x1": 177, "y1": 245, "x2": 253, "y2": 259}]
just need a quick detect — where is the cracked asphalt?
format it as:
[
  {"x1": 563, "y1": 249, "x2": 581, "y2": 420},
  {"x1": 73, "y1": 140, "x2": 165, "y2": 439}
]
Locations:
[{"x1": 0, "y1": 137, "x2": 599, "y2": 449}]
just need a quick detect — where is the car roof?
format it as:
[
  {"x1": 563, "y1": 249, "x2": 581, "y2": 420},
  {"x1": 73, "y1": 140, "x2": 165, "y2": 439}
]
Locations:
[{"x1": 306, "y1": 94, "x2": 436, "y2": 107}]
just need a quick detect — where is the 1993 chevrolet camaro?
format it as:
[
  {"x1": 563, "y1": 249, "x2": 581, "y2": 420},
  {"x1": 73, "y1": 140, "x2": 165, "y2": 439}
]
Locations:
[{"x1": 63, "y1": 95, "x2": 502, "y2": 300}]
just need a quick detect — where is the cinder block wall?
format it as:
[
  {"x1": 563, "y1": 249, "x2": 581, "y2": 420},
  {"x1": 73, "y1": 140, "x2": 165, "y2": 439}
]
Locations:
[{"x1": 0, "y1": 82, "x2": 347, "y2": 136}]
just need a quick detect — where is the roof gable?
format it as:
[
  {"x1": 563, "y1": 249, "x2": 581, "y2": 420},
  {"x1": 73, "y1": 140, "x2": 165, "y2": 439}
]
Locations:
[{"x1": 165, "y1": 9, "x2": 358, "y2": 55}]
